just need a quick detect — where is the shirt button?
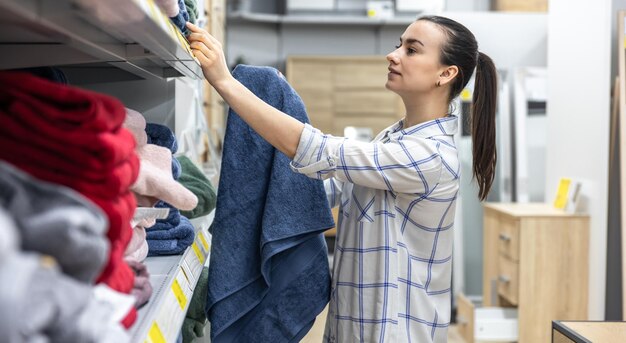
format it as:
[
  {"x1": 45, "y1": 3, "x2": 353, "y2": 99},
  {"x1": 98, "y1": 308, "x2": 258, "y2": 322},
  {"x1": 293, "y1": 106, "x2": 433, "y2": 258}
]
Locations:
[{"x1": 328, "y1": 158, "x2": 335, "y2": 167}]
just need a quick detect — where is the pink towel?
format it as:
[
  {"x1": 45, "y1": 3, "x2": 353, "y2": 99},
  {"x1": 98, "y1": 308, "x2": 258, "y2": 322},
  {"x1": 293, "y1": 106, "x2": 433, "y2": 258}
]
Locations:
[
  {"x1": 124, "y1": 108, "x2": 148, "y2": 148},
  {"x1": 155, "y1": 0, "x2": 180, "y2": 17},
  {"x1": 124, "y1": 226, "x2": 149, "y2": 263},
  {"x1": 132, "y1": 144, "x2": 198, "y2": 211}
]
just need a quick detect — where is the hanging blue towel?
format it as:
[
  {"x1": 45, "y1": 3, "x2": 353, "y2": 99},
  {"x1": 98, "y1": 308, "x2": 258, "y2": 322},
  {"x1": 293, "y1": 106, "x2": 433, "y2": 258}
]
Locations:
[
  {"x1": 206, "y1": 65, "x2": 335, "y2": 343},
  {"x1": 146, "y1": 201, "x2": 195, "y2": 256}
]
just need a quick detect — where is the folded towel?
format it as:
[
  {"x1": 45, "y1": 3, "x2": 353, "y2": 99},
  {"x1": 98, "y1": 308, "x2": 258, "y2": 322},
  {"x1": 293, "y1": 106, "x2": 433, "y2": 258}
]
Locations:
[
  {"x1": 0, "y1": 144, "x2": 139, "y2": 200},
  {"x1": 0, "y1": 72, "x2": 139, "y2": 327},
  {"x1": 0, "y1": 71, "x2": 127, "y2": 133},
  {"x1": 146, "y1": 123, "x2": 178, "y2": 154},
  {"x1": 146, "y1": 211, "x2": 195, "y2": 256},
  {"x1": 168, "y1": 0, "x2": 190, "y2": 34},
  {"x1": 207, "y1": 65, "x2": 334, "y2": 342},
  {"x1": 182, "y1": 267, "x2": 209, "y2": 343},
  {"x1": 0, "y1": 162, "x2": 109, "y2": 283},
  {"x1": 0, "y1": 118, "x2": 137, "y2": 175},
  {"x1": 124, "y1": 108, "x2": 149, "y2": 148},
  {"x1": 132, "y1": 144, "x2": 198, "y2": 211},
  {"x1": 155, "y1": 0, "x2": 180, "y2": 17},
  {"x1": 126, "y1": 207, "x2": 170, "y2": 263},
  {"x1": 184, "y1": 0, "x2": 197, "y2": 24},
  {"x1": 178, "y1": 156, "x2": 217, "y2": 219},
  {"x1": 127, "y1": 260, "x2": 152, "y2": 308}
]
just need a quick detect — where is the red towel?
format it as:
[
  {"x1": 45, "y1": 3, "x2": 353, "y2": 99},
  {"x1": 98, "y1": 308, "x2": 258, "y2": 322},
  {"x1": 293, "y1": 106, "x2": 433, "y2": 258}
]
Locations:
[
  {"x1": 0, "y1": 145, "x2": 140, "y2": 199},
  {"x1": 0, "y1": 71, "x2": 140, "y2": 327},
  {"x1": 0, "y1": 71, "x2": 126, "y2": 133},
  {"x1": 0, "y1": 108, "x2": 135, "y2": 171}
]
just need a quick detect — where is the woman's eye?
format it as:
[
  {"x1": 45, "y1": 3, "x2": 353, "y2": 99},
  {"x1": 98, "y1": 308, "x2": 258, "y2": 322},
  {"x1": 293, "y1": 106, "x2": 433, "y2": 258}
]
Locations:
[
  {"x1": 407, "y1": 48, "x2": 416, "y2": 54},
  {"x1": 395, "y1": 44, "x2": 401, "y2": 49}
]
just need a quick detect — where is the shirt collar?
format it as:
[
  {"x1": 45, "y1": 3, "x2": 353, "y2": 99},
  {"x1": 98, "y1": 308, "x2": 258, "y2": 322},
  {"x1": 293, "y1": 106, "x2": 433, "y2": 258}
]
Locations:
[{"x1": 385, "y1": 115, "x2": 458, "y2": 139}]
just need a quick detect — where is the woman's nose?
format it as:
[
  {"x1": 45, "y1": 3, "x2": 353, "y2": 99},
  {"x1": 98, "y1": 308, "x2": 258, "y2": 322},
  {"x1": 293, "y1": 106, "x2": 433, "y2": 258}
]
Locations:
[{"x1": 386, "y1": 51, "x2": 398, "y2": 64}]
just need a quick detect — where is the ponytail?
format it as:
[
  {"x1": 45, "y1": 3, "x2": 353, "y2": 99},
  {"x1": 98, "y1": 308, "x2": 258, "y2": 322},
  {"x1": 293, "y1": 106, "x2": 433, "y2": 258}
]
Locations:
[{"x1": 471, "y1": 52, "x2": 497, "y2": 201}]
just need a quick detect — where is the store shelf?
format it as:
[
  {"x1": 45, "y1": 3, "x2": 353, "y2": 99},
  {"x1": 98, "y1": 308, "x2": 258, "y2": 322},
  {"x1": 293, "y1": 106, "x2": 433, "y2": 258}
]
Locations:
[
  {"x1": 227, "y1": 10, "x2": 417, "y2": 26},
  {"x1": 129, "y1": 211, "x2": 214, "y2": 343},
  {"x1": 0, "y1": 0, "x2": 202, "y2": 80}
]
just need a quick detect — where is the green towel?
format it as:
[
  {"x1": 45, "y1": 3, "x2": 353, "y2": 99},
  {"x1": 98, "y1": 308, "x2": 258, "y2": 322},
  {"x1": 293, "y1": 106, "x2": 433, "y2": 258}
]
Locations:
[
  {"x1": 182, "y1": 267, "x2": 209, "y2": 343},
  {"x1": 184, "y1": 0, "x2": 198, "y2": 24},
  {"x1": 178, "y1": 156, "x2": 217, "y2": 219}
]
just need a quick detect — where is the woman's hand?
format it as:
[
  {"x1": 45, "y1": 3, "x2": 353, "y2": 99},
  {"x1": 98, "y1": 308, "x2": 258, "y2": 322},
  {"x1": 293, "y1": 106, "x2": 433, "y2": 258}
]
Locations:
[{"x1": 186, "y1": 22, "x2": 232, "y2": 89}]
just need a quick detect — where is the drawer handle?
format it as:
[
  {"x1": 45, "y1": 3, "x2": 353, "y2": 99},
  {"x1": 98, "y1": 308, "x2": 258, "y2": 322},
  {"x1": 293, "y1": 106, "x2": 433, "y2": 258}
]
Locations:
[
  {"x1": 498, "y1": 275, "x2": 511, "y2": 283},
  {"x1": 499, "y1": 233, "x2": 511, "y2": 242}
]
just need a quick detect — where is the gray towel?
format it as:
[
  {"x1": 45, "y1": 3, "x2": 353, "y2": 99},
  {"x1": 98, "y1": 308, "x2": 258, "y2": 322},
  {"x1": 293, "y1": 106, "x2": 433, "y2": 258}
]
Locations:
[{"x1": 0, "y1": 162, "x2": 109, "y2": 283}]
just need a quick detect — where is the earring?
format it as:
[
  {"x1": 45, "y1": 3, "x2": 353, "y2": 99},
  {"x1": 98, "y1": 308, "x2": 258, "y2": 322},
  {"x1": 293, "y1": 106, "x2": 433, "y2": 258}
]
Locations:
[{"x1": 436, "y1": 80, "x2": 441, "y2": 87}]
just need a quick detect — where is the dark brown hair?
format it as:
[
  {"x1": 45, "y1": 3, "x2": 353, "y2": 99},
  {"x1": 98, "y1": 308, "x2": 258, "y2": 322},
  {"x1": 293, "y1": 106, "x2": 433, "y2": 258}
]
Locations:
[{"x1": 418, "y1": 16, "x2": 497, "y2": 201}]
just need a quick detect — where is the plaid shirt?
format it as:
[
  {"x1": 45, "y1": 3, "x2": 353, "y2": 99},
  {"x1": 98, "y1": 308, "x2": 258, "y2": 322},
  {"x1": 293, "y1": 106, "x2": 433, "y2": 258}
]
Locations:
[{"x1": 291, "y1": 115, "x2": 459, "y2": 343}]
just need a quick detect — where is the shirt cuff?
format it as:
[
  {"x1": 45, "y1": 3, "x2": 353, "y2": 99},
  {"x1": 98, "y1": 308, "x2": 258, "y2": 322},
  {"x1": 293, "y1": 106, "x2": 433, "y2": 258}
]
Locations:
[{"x1": 290, "y1": 124, "x2": 335, "y2": 177}]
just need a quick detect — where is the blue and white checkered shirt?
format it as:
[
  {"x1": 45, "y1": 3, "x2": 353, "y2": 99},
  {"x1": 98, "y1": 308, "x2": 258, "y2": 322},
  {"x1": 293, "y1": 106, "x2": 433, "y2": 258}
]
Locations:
[{"x1": 291, "y1": 115, "x2": 459, "y2": 343}]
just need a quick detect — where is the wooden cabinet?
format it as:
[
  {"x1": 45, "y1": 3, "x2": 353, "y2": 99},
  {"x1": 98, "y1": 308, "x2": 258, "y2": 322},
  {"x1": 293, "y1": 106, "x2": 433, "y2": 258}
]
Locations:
[
  {"x1": 552, "y1": 321, "x2": 626, "y2": 342},
  {"x1": 483, "y1": 203, "x2": 589, "y2": 343},
  {"x1": 286, "y1": 56, "x2": 404, "y2": 137}
]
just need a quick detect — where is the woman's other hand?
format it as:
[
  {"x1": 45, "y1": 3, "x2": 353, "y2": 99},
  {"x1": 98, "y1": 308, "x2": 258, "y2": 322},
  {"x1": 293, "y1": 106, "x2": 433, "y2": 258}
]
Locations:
[{"x1": 186, "y1": 22, "x2": 232, "y2": 88}]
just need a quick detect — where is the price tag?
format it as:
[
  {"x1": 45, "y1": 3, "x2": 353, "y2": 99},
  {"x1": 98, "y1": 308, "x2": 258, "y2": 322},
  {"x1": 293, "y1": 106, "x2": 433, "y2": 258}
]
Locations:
[
  {"x1": 198, "y1": 233, "x2": 210, "y2": 251},
  {"x1": 192, "y1": 242, "x2": 206, "y2": 264},
  {"x1": 171, "y1": 279, "x2": 188, "y2": 310},
  {"x1": 148, "y1": 322, "x2": 166, "y2": 343}
]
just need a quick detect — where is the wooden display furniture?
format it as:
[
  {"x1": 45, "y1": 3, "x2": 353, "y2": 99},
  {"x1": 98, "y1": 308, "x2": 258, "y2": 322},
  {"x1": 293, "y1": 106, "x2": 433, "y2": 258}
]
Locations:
[
  {"x1": 552, "y1": 321, "x2": 626, "y2": 343},
  {"x1": 483, "y1": 203, "x2": 589, "y2": 343},
  {"x1": 286, "y1": 56, "x2": 404, "y2": 137}
]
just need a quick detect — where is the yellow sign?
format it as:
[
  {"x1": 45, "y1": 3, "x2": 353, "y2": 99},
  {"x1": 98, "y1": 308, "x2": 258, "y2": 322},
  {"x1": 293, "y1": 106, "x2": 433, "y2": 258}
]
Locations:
[
  {"x1": 553, "y1": 178, "x2": 571, "y2": 209},
  {"x1": 171, "y1": 279, "x2": 188, "y2": 310},
  {"x1": 198, "y1": 234, "x2": 210, "y2": 251},
  {"x1": 192, "y1": 242, "x2": 205, "y2": 265},
  {"x1": 148, "y1": 322, "x2": 166, "y2": 343}
]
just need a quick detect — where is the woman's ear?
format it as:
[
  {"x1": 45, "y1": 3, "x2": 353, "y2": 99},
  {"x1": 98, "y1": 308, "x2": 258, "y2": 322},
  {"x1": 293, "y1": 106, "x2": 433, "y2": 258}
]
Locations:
[{"x1": 438, "y1": 65, "x2": 459, "y2": 87}]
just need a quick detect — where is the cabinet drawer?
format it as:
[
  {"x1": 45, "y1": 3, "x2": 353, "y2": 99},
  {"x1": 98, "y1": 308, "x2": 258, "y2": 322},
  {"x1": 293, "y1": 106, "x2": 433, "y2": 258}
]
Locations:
[
  {"x1": 497, "y1": 254, "x2": 519, "y2": 305},
  {"x1": 497, "y1": 215, "x2": 520, "y2": 261}
]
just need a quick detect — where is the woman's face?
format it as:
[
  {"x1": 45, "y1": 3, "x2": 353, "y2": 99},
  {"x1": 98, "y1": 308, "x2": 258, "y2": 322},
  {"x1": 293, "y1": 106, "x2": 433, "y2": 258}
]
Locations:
[{"x1": 385, "y1": 20, "x2": 447, "y2": 95}]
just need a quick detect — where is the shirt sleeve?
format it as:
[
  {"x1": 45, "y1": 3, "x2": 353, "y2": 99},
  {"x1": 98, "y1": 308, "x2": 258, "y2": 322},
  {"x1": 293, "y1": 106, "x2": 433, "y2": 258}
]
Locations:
[
  {"x1": 290, "y1": 124, "x2": 443, "y2": 194},
  {"x1": 324, "y1": 178, "x2": 343, "y2": 209}
]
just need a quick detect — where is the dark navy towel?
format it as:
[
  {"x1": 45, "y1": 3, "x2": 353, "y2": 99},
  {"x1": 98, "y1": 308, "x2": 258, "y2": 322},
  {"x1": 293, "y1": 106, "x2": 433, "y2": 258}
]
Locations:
[
  {"x1": 169, "y1": 0, "x2": 190, "y2": 35},
  {"x1": 206, "y1": 65, "x2": 335, "y2": 342},
  {"x1": 146, "y1": 201, "x2": 195, "y2": 256}
]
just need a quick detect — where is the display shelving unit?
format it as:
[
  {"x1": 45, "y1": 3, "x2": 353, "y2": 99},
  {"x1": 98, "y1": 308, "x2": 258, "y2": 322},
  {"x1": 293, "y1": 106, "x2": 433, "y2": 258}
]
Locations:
[
  {"x1": 0, "y1": 0, "x2": 202, "y2": 81},
  {"x1": 129, "y1": 213, "x2": 213, "y2": 343},
  {"x1": 0, "y1": 1, "x2": 219, "y2": 342}
]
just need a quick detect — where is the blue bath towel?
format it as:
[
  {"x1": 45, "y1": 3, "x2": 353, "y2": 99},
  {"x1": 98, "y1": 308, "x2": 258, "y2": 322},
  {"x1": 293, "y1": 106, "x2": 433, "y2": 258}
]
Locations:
[
  {"x1": 146, "y1": 201, "x2": 195, "y2": 256},
  {"x1": 206, "y1": 65, "x2": 335, "y2": 342},
  {"x1": 169, "y1": 0, "x2": 190, "y2": 35},
  {"x1": 146, "y1": 123, "x2": 178, "y2": 154}
]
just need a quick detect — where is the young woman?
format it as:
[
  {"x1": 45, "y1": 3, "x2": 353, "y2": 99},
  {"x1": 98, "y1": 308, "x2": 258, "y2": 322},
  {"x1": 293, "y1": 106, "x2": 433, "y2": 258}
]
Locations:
[{"x1": 187, "y1": 15, "x2": 496, "y2": 343}]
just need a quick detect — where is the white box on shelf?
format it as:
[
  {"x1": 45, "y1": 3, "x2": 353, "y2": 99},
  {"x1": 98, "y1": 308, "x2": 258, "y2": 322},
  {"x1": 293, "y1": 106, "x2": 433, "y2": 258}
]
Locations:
[
  {"x1": 287, "y1": 0, "x2": 334, "y2": 11},
  {"x1": 395, "y1": 0, "x2": 444, "y2": 13},
  {"x1": 366, "y1": 1, "x2": 394, "y2": 19},
  {"x1": 474, "y1": 307, "x2": 518, "y2": 342}
]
